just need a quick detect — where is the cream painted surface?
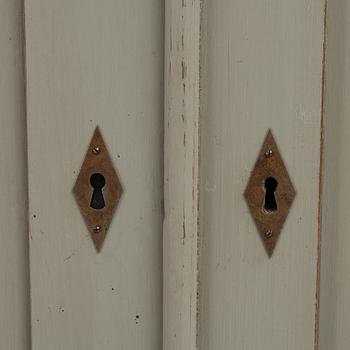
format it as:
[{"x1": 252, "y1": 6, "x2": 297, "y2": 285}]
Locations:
[
  {"x1": 199, "y1": 1, "x2": 325, "y2": 350},
  {"x1": 25, "y1": 1, "x2": 164, "y2": 349},
  {"x1": 163, "y1": 0, "x2": 200, "y2": 350},
  {"x1": 319, "y1": 1, "x2": 350, "y2": 349},
  {"x1": 0, "y1": 0, "x2": 30, "y2": 349}
]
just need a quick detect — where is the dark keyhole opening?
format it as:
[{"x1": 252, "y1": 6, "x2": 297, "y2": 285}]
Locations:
[
  {"x1": 90, "y1": 173, "x2": 106, "y2": 209},
  {"x1": 264, "y1": 177, "x2": 278, "y2": 212}
]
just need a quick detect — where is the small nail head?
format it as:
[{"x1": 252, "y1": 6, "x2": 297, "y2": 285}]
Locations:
[
  {"x1": 92, "y1": 147, "x2": 100, "y2": 155},
  {"x1": 265, "y1": 229, "x2": 273, "y2": 238},
  {"x1": 94, "y1": 225, "x2": 102, "y2": 233},
  {"x1": 265, "y1": 149, "x2": 273, "y2": 158}
]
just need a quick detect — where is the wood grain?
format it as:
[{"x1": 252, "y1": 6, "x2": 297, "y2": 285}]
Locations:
[
  {"x1": 199, "y1": 1, "x2": 326, "y2": 349},
  {"x1": 0, "y1": 0, "x2": 30, "y2": 348},
  {"x1": 25, "y1": 1, "x2": 164, "y2": 348}
]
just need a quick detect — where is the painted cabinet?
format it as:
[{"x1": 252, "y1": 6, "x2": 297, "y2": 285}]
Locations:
[{"x1": 0, "y1": 0, "x2": 348, "y2": 349}]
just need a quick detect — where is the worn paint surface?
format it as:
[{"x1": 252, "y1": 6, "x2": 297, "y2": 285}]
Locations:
[{"x1": 163, "y1": 0, "x2": 201, "y2": 349}]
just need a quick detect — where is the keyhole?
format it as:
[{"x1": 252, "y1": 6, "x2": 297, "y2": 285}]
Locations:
[
  {"x1": 264, "y1": 177, "x2": 278, "y2": 212},
  {"x1": 90, "y1": 173, "x2": 106, "y2": 209}
]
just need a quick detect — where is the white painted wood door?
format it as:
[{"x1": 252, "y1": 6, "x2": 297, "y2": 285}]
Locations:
[
  {"x1": 198, "y1": 1, "x2": 324, "y2": 349},
  {"x1": 24, "y1": 1, "x2": 164, "y2": 349},
  {"x1": 2, "y1": 1, "x2": 350, "y2": 350},
  {"x1": 163, "y1": 1, "x2": 350, "y2": 350}
]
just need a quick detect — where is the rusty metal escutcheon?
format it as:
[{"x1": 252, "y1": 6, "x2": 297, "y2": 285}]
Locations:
[
  {"x1": 244, "y1": 129, "x2": 296, "y2": 257},
  {"x1": 73, "y1": 127, "x2": 123, "y2": 252}
]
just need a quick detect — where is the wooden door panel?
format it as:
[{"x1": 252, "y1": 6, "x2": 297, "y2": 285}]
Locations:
[
  {"x1": 164, "y1": 1, "x2": 327, "y2": 349},
  {"x1": 198, "y1": 1, "x2": 325, "y2": 349},
  {"x1": 25, "y1": 1, "x2": 164, "y2": 349}
]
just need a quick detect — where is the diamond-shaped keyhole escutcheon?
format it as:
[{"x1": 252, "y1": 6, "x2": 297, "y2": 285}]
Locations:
[
  {"x1": 244, "y1": 130, "x2": 296, "y2": 257},
  {"x1": 73, "y1": 127, "x2": 123, "y2": 252}
]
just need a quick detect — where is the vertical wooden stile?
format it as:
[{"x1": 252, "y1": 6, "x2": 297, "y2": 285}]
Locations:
[
  {"x1": 319, "y1": 1, "x2": 350, "y2": 349},
  {"x1": 0, "y1": 0, "x2": 30, "y2": 348},
  {"x1": 163, "y1": 0, "x2": 201, "y2": 349}
]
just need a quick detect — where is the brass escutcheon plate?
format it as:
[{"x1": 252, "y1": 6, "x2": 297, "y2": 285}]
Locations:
[
  {"x1": 73, "y1": 127, "x2": 123, "y2": 252},
  {"x1": 244, "y1": 130, "x2": 296, "y2": 257}
]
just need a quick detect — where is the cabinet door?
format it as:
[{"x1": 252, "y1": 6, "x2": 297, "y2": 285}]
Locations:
[
  {"x1": 164, "y1": 1, "x2": 327, "y2": 350},
  {"x1": 198, "y1": 2, "x2": 324, "y2": 349},
  {"x1": 3, "y1": 1, "x2": 350, "y2": 349},
  {"x1": 24, "y1": 1, "x2": 164, "y2": 349}
]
